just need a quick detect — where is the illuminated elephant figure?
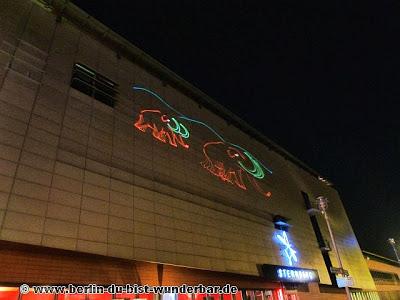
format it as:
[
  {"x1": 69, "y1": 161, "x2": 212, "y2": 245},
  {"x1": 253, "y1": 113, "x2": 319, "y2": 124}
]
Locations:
[
  {"x1": 132, "y1": 85, "x2": 273, "y2": 199},
  {"x1": 134, "y1": 109, "x2": 190, "y2": 149},
  {"x1": 201, "y1": 141, "x2": 272, "y2": 198}
]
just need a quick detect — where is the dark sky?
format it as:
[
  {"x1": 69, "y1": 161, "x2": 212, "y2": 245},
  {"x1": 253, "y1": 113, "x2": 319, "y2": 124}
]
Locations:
[{"x1": 71, "y1": 0, "x2": 400, "y2": 259}]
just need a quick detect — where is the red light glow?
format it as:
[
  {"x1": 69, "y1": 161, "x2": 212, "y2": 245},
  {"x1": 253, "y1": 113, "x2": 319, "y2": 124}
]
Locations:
[
  {"x1": 201, "y1": 141, "x2": 272, "y2": 198},
  {"x1": 134, "y1": 109, "x2": 189, "y2": 149},
  {"x1": 274, "y1": 289, "x2": 284, "y2": 300}
]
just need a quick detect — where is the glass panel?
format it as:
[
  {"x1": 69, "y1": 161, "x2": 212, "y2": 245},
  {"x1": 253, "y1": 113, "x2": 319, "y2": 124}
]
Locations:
[
  {"x1": 263, "y1": 295, "x2": 272, "y2": 300},
  {"x1": 73, "y1": 68, "x2": 94, "y2": 84},
  {"x1": 71, "y1": 77, "x2": 93, "y2": 97},
  {"x1": 208, "y1": 294, "x2": 221, "y2": 300},
  {"x1": 70, "y1": 63, "x2": 117, "y2": 108},
  {"x1": 87, "y1": 294, "x2": 113, "y2": 300},
  {"x1": 162, "y1": 294, "x2": 177, "y2": 300},
  {"x1": 58, "y1": 294, "x2": 86, "y2": 300},
  {"x1": 21, "y1": 293, "x2": 55, "y2": 300},
  {"x1": 0, "y1": 288, "x2": 19, "y2": 300},
  {"x1": 254, "y1": 291, "x2": 263, "y2": 300},
  {"x1": 22, "y1": 293, "x2": 55, "y2": 300},
  {"x1": 263, "y1": 291, "x2": 272, "y2": 300},
  {"x1": 194, "y1": 293, "x2": 207, "y2": 300},
  {"x1": 138, "y1": 293, "x2": 155, "y2": 300},
  {"x1": 233, "y1": 291, "x2": 243, "y2": 300},
  {"x1": 114, "y1": 292, "x2": 136, "y2": 299},
  {"x1": 178, "y1": 294, "x2": 192, "y2": 300},
  {"x1": 222, "y1": 294, "x2": 233, "y2": 300},
  {"x1": 96, "y1": 73, "x2": 116, "y2": 87},
  {"x1": 245, "y1": 291, "x2": 254, "y2": 300},
  {"x1": 95, "y1": 79, "x2": 115, "y2": 94},
  {"x1": 75, "y1": 63, "x2": 96, "y2": 76},
  {"x1": 272, "y1": 289, "x2": 284, "y2": 300}
]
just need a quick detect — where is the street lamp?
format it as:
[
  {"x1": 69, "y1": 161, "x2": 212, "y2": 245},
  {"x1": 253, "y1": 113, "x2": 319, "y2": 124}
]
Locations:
[
  {"x1": 316, "y1": 196, "x2": 351, "y2": 300},
  {"x1": 388, "y1": 238, "x2": 400, "y2": 262}
]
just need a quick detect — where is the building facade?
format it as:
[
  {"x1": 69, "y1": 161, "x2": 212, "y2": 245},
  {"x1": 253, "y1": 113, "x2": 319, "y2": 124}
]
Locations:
[
  {"x1": 363, "y1": 251, "x2": 400, "y2": 300},
  {"x1": 0, "y1": 0, "x2": 378, "y2": 299}
]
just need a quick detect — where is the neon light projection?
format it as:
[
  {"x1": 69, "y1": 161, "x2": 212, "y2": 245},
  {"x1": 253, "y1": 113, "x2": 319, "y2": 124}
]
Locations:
[
  {"x1": 134, "y1": 109, "x2": 190, "y2": 149},
  {"x1": 276, "y1": 231, "x2": 298, "y2": 266},
  {"x1": 202, "y1": 141, "x2": 247, "y2": 190},
  {"x1": 201, "y1": 141, "x2": 272, "y2": 197},
  {"x1": 132, "y1": 85, "x2": 273, "y2": 197},
  {"x1": 167, "y1": 117, "x2": 190, "y2": 138}
]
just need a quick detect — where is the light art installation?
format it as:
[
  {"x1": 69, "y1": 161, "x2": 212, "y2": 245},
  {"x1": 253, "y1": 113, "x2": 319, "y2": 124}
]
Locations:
[
  {"x1": 167, "y1": 117, "x2": 190, "y2": 138},
  {"x1": 134, "y1": 109, "x2": 190, "y2": 149},
  {"x1": 201, "y1": 141, "x2": 272, "y2": 198},
  {"x1": 276, "y1": 231, "x2": 298, "y2": 266},
  {"x1": 132, "y1": 85, "x2": 273, "y2": 198}
]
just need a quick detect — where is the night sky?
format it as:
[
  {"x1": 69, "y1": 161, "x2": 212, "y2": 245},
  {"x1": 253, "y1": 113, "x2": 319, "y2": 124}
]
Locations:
[{"x1": 71, "y1": 0, "x2": 400, "y2": 259}]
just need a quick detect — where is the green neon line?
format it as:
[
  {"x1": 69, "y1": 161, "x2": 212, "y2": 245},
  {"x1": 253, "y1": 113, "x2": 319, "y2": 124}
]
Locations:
[
  {"x1": 167, "y1": 117, "x2": 180, "y2": 133},
  {"x1": 179, "y1": 123, "x2": 190, "y2": 138},
  {"x1": 238, "y1": 151, "x2": 265, "y2": 179},
  {"x1": 167, "y1": 117, "x2": 190, "y2": 139},
  {"x1": 230, "y1": 143, "x2": 273, "y2": 174},
  {"x1": 132, "y1": 85, "x2": 272, "y2": 176}
]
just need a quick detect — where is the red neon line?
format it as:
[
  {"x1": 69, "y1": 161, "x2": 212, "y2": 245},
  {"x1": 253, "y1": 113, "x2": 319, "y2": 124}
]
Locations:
[
  {"x1": 201, "y1": 141, "x2": 272, "y2": 198},
  {"x1": 160, "y1": 114, "x2": 170, "y2": 122},
  {"x1": 134, "y1": 109, "x2": 189, "y2": 150}
]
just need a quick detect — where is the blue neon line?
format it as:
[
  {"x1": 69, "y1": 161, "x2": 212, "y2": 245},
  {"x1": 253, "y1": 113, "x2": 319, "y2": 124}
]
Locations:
[
  {"x1": 133, "y1": 86, "x2": 185, "y2": 117},
  {"x1": 178, "y1": 116, "x2": 226, "y2": 142},
  {"x1": 133, "y1": 85, "x2": 226, "y2": 141},
  {"x1": 132, "y1": 85, "x2": 273, "y2": 175}
]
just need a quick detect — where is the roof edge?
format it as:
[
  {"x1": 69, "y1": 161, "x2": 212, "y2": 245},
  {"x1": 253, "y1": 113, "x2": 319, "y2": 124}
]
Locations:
[{"x1": 363, "y1": 250, "x2": 400, "y2": 266}]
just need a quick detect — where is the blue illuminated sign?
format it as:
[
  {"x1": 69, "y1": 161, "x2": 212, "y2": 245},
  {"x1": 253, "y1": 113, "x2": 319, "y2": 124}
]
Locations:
[
  {"x1": 276, "y1": 231, "x2": 298, "y2": 266},
  {"x1": 262, "y1": 264, "x2": 320, "y2": 283}
]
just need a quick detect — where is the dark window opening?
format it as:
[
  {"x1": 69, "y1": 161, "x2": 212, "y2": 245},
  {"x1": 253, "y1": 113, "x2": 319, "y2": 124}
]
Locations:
[
  {"x1": 370, "y1": 270, "x2": 400, "y2": 284},
  {"x1": 70, "y1": 63, "x2": 118, "y2": 107}
]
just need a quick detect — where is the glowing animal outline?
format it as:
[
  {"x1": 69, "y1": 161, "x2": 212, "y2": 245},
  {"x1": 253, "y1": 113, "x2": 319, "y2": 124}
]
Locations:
[
  {"x1": 132, "y1": 85, "x2": 273, "y2": 195},
  {"x1": 134, "y1": 109, "x2": 190, "y2": 149}
]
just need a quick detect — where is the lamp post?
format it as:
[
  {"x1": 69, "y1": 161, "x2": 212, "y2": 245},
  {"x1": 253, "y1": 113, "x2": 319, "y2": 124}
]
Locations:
[
  {"x1": 388, "y1": 238, "x2": 400, "y2": 262},
  {"x1": 316, "y1": 196, "x2": 351, "y2": 300}
]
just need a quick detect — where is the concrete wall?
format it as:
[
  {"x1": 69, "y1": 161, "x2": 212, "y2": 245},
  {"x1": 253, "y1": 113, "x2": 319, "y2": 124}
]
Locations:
[{"x1": 0, "y1": 0, "x2": 375, "y2": 290}]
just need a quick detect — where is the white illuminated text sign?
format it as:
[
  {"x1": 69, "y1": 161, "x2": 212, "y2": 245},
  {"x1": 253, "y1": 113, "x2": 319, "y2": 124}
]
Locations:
[
  {"x1": 277, "y1": 268, "x2": 315, "y2": 281},
  {"x1": 262, "y1": 264, "x2": 320, "y2": 283}
]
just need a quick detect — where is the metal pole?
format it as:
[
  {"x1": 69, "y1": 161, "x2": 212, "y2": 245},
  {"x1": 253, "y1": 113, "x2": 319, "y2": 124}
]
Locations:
[
  {"x1": 388, "y1": 238, "x2": 400, "y2": 262},
  {"x1": 317, "y1": 196, "x2": 352, "y2": 300}
]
